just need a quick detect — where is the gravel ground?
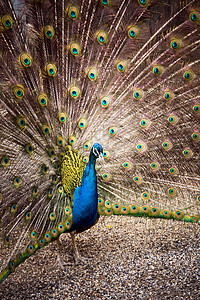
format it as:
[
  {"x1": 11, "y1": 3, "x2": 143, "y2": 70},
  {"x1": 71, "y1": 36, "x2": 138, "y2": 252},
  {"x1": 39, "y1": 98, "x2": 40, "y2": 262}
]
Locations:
[{"x1": 0, "y1": 216, "x2": 199, "y2": 300}]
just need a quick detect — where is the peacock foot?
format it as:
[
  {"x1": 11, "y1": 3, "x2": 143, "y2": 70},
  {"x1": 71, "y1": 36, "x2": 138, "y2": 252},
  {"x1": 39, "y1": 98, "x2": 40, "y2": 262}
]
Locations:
[
  {"x1": 52, "y1": 254, "x2": 71, "y2": 271},
  {"x1": 73, "y1": 253, "x2": 92, "y2": 265}
]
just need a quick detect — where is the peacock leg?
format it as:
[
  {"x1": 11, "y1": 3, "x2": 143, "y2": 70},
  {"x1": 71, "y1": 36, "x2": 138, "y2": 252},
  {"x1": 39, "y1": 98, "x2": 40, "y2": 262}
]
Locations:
[
  {"x1": 70, "y1": 232, "x2": 91, "y2": 265},
  {"x1": 52, "y1": 237, "x2": 71, "y2": 270}
]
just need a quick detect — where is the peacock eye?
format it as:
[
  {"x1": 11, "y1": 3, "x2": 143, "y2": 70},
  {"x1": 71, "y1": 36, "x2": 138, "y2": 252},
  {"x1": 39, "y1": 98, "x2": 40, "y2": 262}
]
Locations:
[
  {"x1": 96, "y1": 31, "x2": 108, "y2": 45},
  {"x1": 46, "y1": 63, "x2": 57, "y2": 77},
  {"x1": 10, "y1": 204, "x2": 18, "y2": 214},
  {"x1": 136, "y1": 141, "x2": 147, "y2": 154},
  {"x1": 141, "y1": 192, "x2": 150, "y2": 201},
  {"x1": 109, "y1": 126, "x2": 118, "y2": 136},
  {"x1": 117, "y1": 61, "x2": 127, "y2": 73},
  {"x1": 41, "y1": 124, "x2": 51, "y2": 135},
  {"x1": 168, "y1": 188, "x2": 176, "y2": 197},
  {"x1": 19, "y1": 53, "x2": 32, "y2": 67},
  {"x1": 133, "y1": 88, "x2": 144, "y2": 101},
  {"x1": 183, "y1": 148, "x2": 193, "y2": 158},
  {"x1": 183, "y1": 69, "x2": 195, "y2": 82},
  {"x1": 193, "y1": 104, "x2": 200, "y2": 113},
  {"x1": 169, "y1": 166, "x2": 179, "y2": 176},
  {"x1": 122, "y1": 161, "x2": 133, "y2": 170},
  {"x1": 162, "y1": 140, "x2": 172, "y2": 151},
  {"x1": 68, "y1": 135, "x2": 77, "y2": 145},
  {"x1": 102, "y1": 150, "x2": 110, "y2": 159},
  {"x1": 140, "y1": 118, "x2": 150, "y2": 129},
  {"x1": 87, "y1": 67, "x2": 98, "y2": 81},
  {"x1": 16, "y1": 116, "x2": 26, "y2": 130},
  {"x1": 69, "y1": 42, "x2": 81, "y2": 56},
  {"x1": 12, "y1": 85, "x2": 24, "y2": 100},
  {"x1": 100, "y1": 96, "x2": 111, "y2": 108},
  {"x1": 133, "y1": 175, "x2": 143, "y2": 185},
  {"x1": 192, "y1": 132, "x2": 199, "y2": 141},
  {"x1": 69, "y1": 85, "x2": 81, "y2": 99},
  {"x1": 150, "y1": 161, "x2": 160, "y2": 172},
  {"x1": 78, "y1": 117, "x2": 87, "y2": 129},
  {"x1": 163, "y1": 90, "x2": 174, "y2": 101},
  {"x1": 189, "y1": 11, "x2": 199, "y2": 23},
  {"x1": 170, "y1": 38, "x2": 182, "y2": 50},
  {"x1": 66, "y1": 6, "x2": 79, "y2": 20},
  {"x1": 48, "y1": 147, "x2": 55, "y2": 158},
  {"x1": 153, "y1": 64, "x2": 164, "y2": 76},
  {"x1": 2, "y1": 15, "x2": 13, "y2": 29},
  {"x1": 102, "y1": 173, "x2": 111, "y2": 182},
  {"x1": 138, "y1": 0, "x2": 150, "y2": 6},
  {"x1": 25, "y1": 143, "x2": 34, "y2": 154},
  {"x1": 1, "y1": 155, "x2": 10, "y2": 167},
  {"x1": 100, "y1": 0, "x2": 109, "y2": 6},
  {"x1": 44, "y1": 25, "x2": 55, "y2": 39},
  {"x1": 127, "y1": 26, "x2": 139, "y2": 39},
  {"x1": 49, "y1": 212, "x2": 56, "y2": 220},
  {"x1": 58, "y1": 112, "x2": 67, "y2": 124}
]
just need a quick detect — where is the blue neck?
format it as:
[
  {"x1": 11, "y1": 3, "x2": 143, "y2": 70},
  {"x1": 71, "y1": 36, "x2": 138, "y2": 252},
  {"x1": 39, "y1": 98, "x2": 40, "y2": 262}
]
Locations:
[{"x1": 70, "y1": 153, "x2": 98, "y2": 231}]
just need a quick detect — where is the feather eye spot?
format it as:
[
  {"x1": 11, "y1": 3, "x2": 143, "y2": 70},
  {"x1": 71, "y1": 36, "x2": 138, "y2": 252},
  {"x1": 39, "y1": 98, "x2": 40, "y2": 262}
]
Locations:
[
  {"x1": 169, "y1": 166, "x2": 179, "y2": 176},
  {"x1": 69, "y1": 43, "x2": 81, "y2": 56},
  {"x1": 192, "y1": 132, "x2": 199, "y2": 142},
  {"x1": 109, "y1": 126, "x2": 117, "y2": 136},
  {"x1": 58, "y1": 112, "x2": 67, "y2": 124},
  {"x1": 183, "y1": 70, "x2": 195, "y2": 82},
  {"x1": 193, "y1": 104, "x2": 200, "y2": 114},
  {"x1": 153, "y1": 65, "x2": 164, "y2": 76},
  {"x1": 37, "y1": 93, "x2": 48, "y2": 107},
  {"x1": 189, "y1": 11, "x2": 199, "y2": 23},
  {"x1": 68, "y1": 135, "x2": 77, "y2": 145},
  {"x1": 1, "y1": 156, "x2": 10, "y2": 167},
  {"x1": 150, "y1": 162, "x2": 160, "y2": 172},
  {"x1": 45, "y1": 63, "x2": 57, "y2": 77},
  {"x1": 41, "y1": 124, "x2": 51, "y2": 135},
  {"x1": 163, "y1": 90, "x2": 174, "y2": 102},
  {"x1": 78, "y1": 117, "x2": 87, "y2": 129},
  {"x1": 96, "y1": 31, "x2": 108, "y2": 45},
  {"x1": 136, "y1": 142, "x2": 147, "y2": 154},
  {"x1": 67, "y1": 6, "x2": 79, "y2": 20},
  {"x1": 12, "y1": 85, "x2": 24, "y2": 100},
  {"x1": 138, "y1": 0, "x2": 150, "y2": 6},
  {"x1": 101, "y1": 96, "x2": 111, "y2": 108},
  {"x1": 168, "y1": 188, "x2": 176, "y2": 197},
  {"x1": 127, "y1": 26, "x2": 139, "y2": 39},
  {"x1": 170, "y1": 39, "x2": 182, "y2": 50},
  {"x1": 13, "y1": 176, "x2": 22, "y2": 187},
  {"x1": 117, "y1": 61, "x2": 127, "y2": 73},
  {"x1": 49, "y1": 212, "x2": 56, "y2": 221},
  {"x1": 19, "y1": 53, "x2": 32, "y2": 67},
  {"x1": 183, "y1": 148, "x2": 193, "y2": 158},
  {"x1": 10, "y1": 204, "x2": 17, "y2": 214},
  {"x1": 103, "y1": 150, "x2": 110, "y2": 159},
  {"x1": 133, "y1": 175, "x2": 143, "y2": 185},
  {"x1": 2, "y1": 15, "x2": 13, "y2": 29},
  {"x1": 44, "y1": 25, "x2": 55, "y2": 39},
  {"x1": 133, "y1": 88, "x2": 144, "y2": 101},
  {"x1": 141, "y1": 192, "x2": 150, "y2": 201},
  {"x1": 16, "y1": 116, "x2": 26, "y2": 130},
  {"x1": 102, "y1": 173, "x2": 111, "y2": 182},
  {"x1": 162, "y1": 140, "x2": 172, "y2": 151},
  {"x1": 87, "y1": 67, "x2": 98, "y2": 81},
  {"x1": 69, "y1": 85, "x2": 81, "y2": 99},
  {"x1": 100, "y1": 0, "x2": 109, "y2": 6}
]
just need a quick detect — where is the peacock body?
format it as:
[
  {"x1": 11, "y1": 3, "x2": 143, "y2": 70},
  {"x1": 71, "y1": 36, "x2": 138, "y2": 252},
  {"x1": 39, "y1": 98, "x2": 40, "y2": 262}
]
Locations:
[{"x1": 0, "y1": 0, "x2": 200, "y2": 283}]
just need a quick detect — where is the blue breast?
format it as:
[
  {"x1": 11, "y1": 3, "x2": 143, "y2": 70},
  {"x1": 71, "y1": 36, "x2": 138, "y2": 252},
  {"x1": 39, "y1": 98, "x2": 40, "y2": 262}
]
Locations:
[{"x1": 70, "y1": 153, "x2": 98, "y2": 232}]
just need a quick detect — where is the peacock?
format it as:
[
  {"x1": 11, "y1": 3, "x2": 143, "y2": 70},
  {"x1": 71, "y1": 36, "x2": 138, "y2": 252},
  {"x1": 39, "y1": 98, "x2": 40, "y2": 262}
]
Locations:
[{"x1": 0, "y1": 0, "x2": 200, "y2": 284}]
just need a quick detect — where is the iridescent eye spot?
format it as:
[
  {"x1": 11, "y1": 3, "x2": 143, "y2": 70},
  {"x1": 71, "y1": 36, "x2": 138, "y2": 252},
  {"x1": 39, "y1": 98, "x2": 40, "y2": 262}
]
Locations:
[
  {"x1": 127, "y1": 25, "x2": 139, "y2": 39},
  {"x1": 2, "y1": 15, "x2": 13, "y2": 29},
  {"x1": 183, "y1": 148, "x2": 193, "y2": 158},
  {"x1": 117, "y1": 61, "x2": 127, "y2": 73},
  {"x1": 101, "y1": 0, "x2": 109, "y2": 6},
  {"x1": 193, "y1": 104, "x2": 199, "y2": 113},
  {"x1": 189, "y1": 11, "x2": 200, "y2": 23},
  {"x1": 170, "y1": 39, "x2": 182, "y2": 51},
  {"x1": 192, "y1": 132, "x2": 199, "y2": 141},
  {"x1": 87, "y1": 67, "x2": 98, "y2": 81}
]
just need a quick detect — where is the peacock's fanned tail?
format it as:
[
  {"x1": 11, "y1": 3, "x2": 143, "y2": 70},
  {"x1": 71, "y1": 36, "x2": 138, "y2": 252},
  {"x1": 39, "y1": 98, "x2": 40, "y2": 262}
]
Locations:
[{"x1": 0, "y1": 0, "x2": 200, "y2": 283}]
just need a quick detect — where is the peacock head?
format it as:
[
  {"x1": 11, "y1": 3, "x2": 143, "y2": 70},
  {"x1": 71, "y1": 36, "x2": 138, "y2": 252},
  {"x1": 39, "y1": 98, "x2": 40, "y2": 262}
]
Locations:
[{"x1": 91, "y1": 143, "x2": 103, "y2": 159}]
